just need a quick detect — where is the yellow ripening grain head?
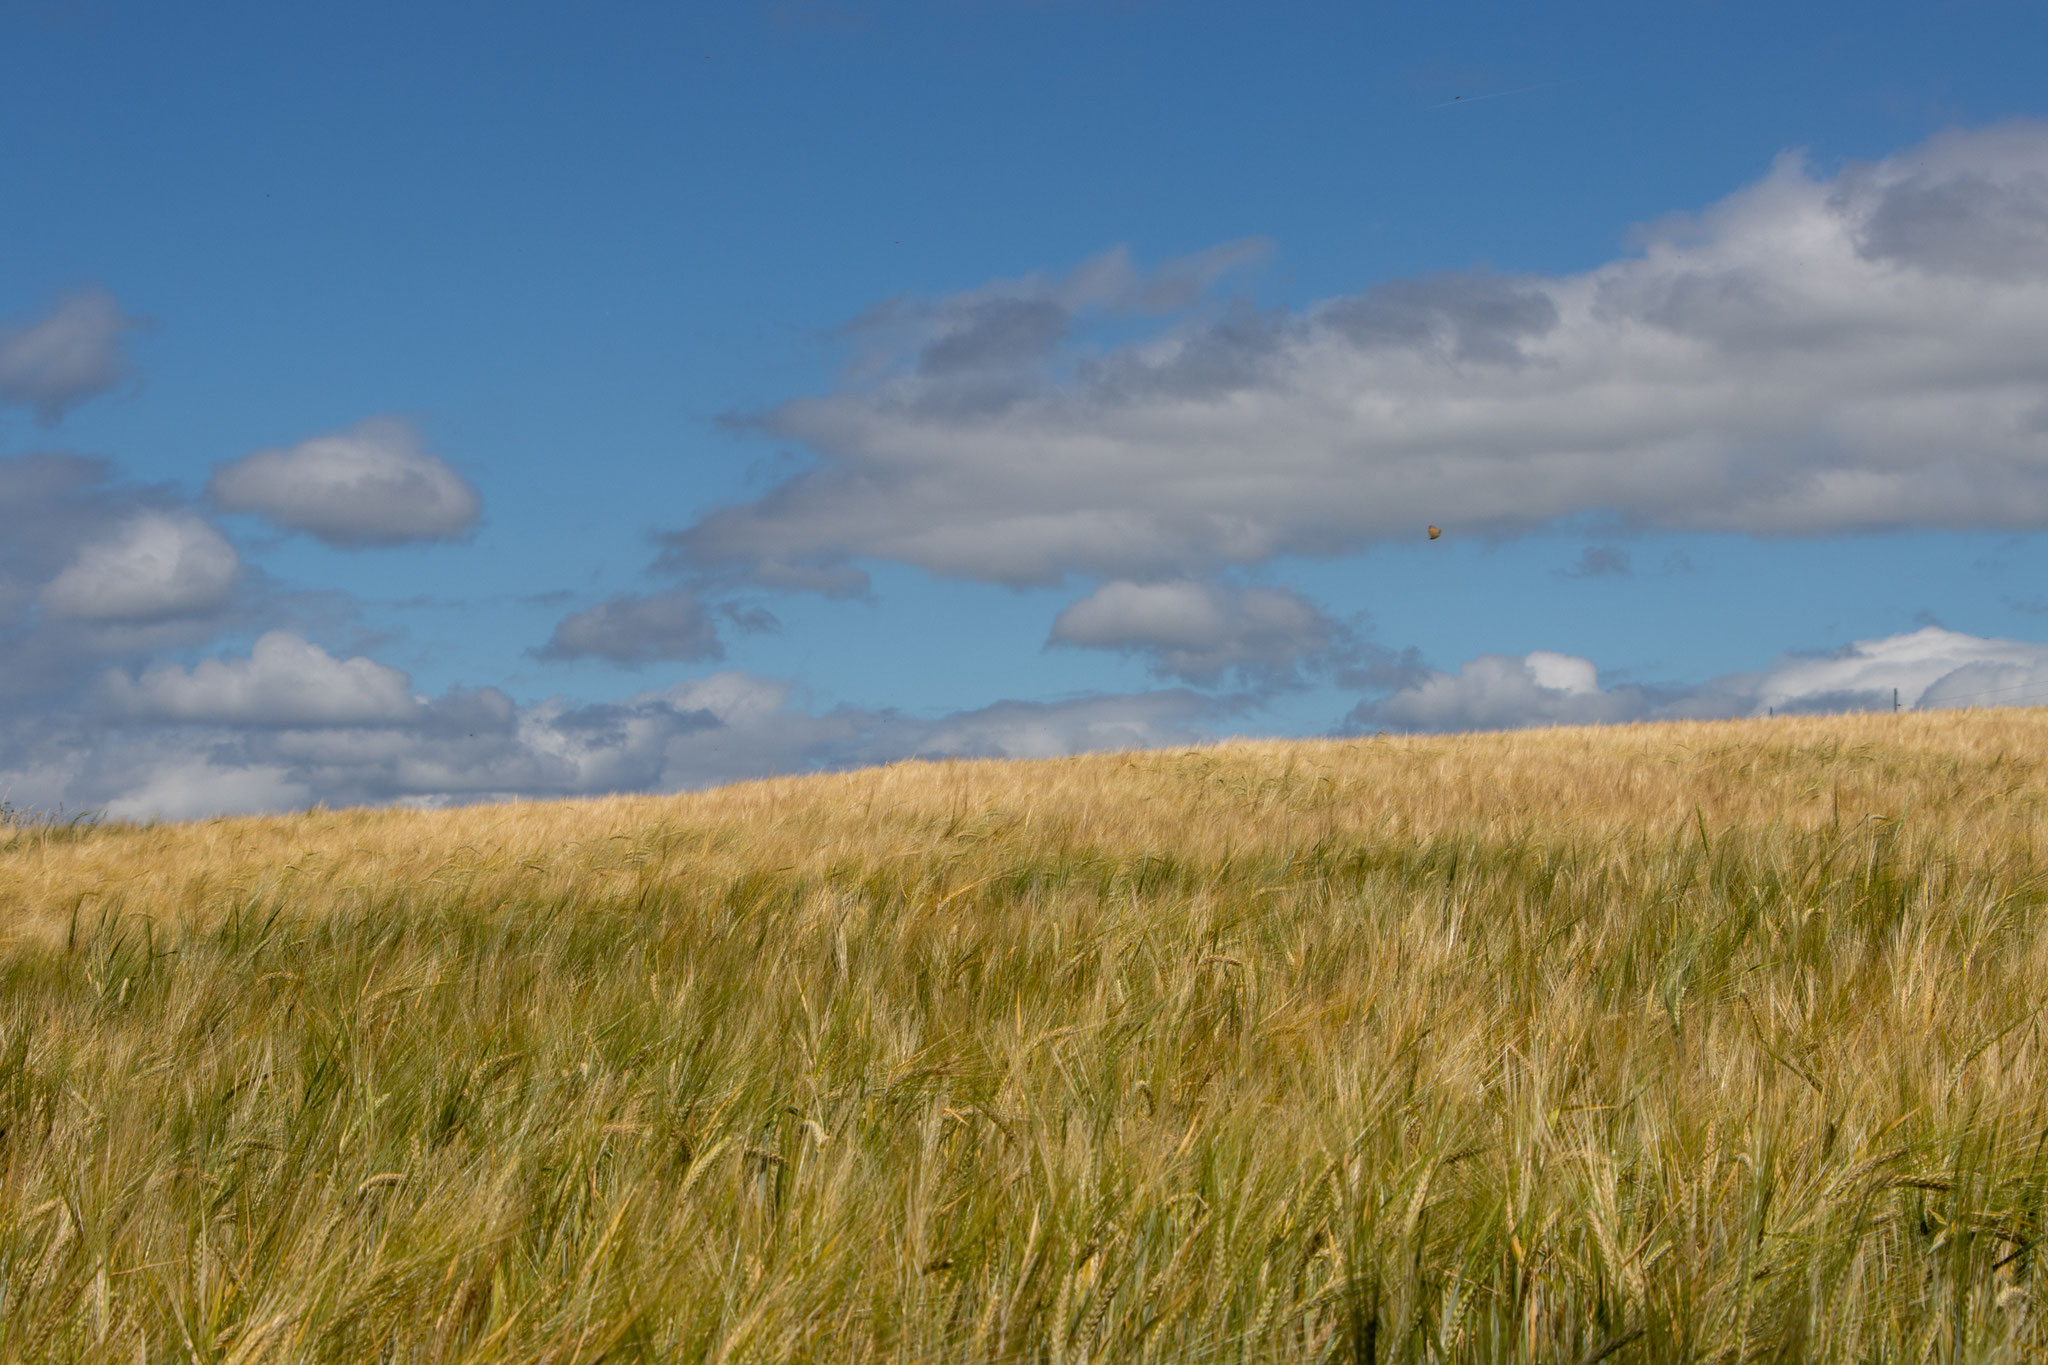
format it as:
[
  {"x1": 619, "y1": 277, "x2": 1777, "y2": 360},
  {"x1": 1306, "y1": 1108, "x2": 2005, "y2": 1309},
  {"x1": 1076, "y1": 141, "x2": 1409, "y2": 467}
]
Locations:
[
  {"x1": 4, "y1": 709, "x2": 2042, "y2": 941},
  {"x1": 0, "y1": 708, "x2": 2046, "y2": 1358}
]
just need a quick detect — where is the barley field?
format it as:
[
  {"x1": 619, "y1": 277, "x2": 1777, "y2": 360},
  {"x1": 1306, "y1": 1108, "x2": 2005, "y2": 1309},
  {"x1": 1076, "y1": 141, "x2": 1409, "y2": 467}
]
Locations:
[{"x1": 4, "y1": 712, "x2": 2048, "y2": 1361}]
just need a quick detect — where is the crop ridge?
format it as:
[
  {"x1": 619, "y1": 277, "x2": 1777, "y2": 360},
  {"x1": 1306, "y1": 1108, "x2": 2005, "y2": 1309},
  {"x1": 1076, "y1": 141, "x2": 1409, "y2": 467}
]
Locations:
[{"x1": 2, "y1": 709, "x2": 2048, "y2": 1359}]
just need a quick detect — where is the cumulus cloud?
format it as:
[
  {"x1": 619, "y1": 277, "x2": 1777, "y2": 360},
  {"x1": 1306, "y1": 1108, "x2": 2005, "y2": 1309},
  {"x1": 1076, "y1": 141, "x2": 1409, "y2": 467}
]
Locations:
[
  {"x1": 1364, "y1": 651, "x2": 1648, "y2": 733},
  {"x1": 1708, "y1": 624, "x2": 2048, "y2": 716},
  {"x1": 0, "y1": 289, "x2": 141, "y2": 423},
  {"x1": 101, "y1": 760, "x2": 310, "y2": 824},
  {"x1": 0, "y1": 454, "x2": 124, "y2": 602},
  {"x1": 208, "y1": 418, "x2": 481, "y2": 546},
  {"x1": 103, "y1": 632, "x2": 422, "y2": 726},
  {"x1": 1852, "y1": 132, "x2": 2048, "y2": 278},
  {"x1": 0, "y1": 448, "x2": 1197, "y2": 820},
  {"x1": 535, "y1": 589, "x2": 724, "y2": 665},
  {"x1": 0, "y1": 456, "x2": 268, "y2": 707},
  {"x1": 1048, "y1": 579, "x2": 1351, "y2": 686},
  {"x1": 17, "y1": 617, "x2": 2048, "y2": 820},
  {"x1": 0, "y1": 655, "x2": 1240, "y2": 819},
  {"x1": 1351, "y1": 625, "x2": 2048, "y2": 734},
  {"x1": 39, "y1": 511, "x2": 241, "y2": 622},
  {"x1": 664, "y1": 122, "x2": 2048, "y2": 590}
]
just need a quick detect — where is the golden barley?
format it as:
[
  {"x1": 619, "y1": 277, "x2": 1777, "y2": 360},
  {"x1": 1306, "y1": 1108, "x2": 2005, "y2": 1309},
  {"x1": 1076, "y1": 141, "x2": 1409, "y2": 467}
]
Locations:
[{"x1": 1, "y1": 711, "x2": 2047, "y2": 1358}]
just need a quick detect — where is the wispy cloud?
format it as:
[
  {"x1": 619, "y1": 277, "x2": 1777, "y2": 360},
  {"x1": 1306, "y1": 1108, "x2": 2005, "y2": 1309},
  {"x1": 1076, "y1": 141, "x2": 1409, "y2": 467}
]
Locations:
[{"x1": 1557, "y1": 546, "x2": 1632, "y2": 580}]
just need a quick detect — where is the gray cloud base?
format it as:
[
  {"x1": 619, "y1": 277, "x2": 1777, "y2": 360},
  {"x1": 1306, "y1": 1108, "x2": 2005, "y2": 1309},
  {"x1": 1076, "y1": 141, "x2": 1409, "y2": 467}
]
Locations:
[
  {"x1": 0, "y1": 455, "x2": 254, "y2": 709},
  {"x1": 1047, "y1": 579, "x2": 1353, "y2": 687},
  {"x1": 665, "y1": 123, "x2": 2048, "y2": 589},
  {"x1": 209, "y1": 418, "x2": 482, "y2": 547},
  {"x1": 40, "y1": 512, "x2": 241, "y2": 623},
  {"x1": 536, "y1": 590, "x2": 725, "y2": 666},
  {"x1": 1, "y1": 640, "x2": 1240, "y2": 820},
  {"x1": 0, "y1": 290, "x2": 140, "y2": 424},
  {"x1": 102, "y1": 631, "x2": 422, "y2": 726}
]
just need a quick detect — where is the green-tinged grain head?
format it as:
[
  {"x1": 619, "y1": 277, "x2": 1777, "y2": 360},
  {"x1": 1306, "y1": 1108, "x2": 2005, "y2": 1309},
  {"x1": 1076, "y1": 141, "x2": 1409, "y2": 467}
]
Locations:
[{"x1": 3, "y1": 710, "x2": 2048, "y2": 1359}]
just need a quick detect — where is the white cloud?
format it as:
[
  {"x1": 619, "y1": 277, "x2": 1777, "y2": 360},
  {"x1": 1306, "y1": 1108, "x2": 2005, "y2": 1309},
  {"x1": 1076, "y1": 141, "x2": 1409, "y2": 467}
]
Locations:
[
  {"x1": 208, "y1": 417, "x2": 481, "y2": 546},
  {"x1": 667, "y1": 122, "x2": 2048, "y2": 588},
  {"x1": 39, "y1": 511, "x2": 241, "y2": 622},
  {"x1": 1708, "y1": 625, "x2": 2048, "y2": 715},
  {"x1": 913, "y1": 689, "x2": 1224, "y2": 759},
  {"x1": 0, "y1": 456, "x2": 290, "y2": 708},
  {"x1": 1357, "y1": 625, "x2": 2048, "y2": 733},
  {"x1": 1, "y1": 659, "x2": 1240, "y2": 819},
  {"x1": 18, "y1": 621, "x2": 2048, "y2": 820},
  {"x1": 0, "y1": 289, "x2": 140, "y2": 423},
  {"x1": 498, "y1": 673, "x2": 1228, "y2": 797},
  {"x1": 99, "y1": 759, "x2": 310, "y2": 823},
  {"x1": 1371, "y1": 651, "x2": 1646, "y2": 733},
  {"x1": 103, "y1": 632, "x2": 422, "y2": 726},
  {"x1": 1047, "y1": 579, "x2": 1349, "y2": 685}
]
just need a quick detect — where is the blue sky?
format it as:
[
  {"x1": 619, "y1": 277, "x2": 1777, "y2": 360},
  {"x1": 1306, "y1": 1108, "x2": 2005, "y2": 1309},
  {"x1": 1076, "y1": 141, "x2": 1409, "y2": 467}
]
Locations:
[{"x1": 7, "y1": 0, "x2": 2048, "y2": 818}]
